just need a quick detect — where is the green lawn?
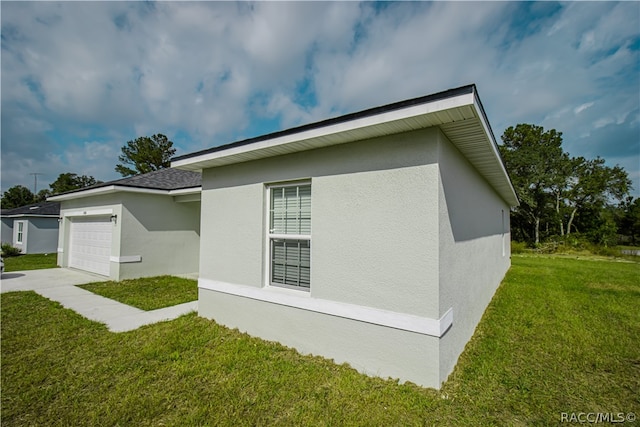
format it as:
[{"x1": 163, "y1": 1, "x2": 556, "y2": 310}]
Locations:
[
  {"x1": 79, "y1": 276, "x2": 198, "y2": 311},
  {"x1": 2, "y1": 256, "x2": 638, "y2": 425},
  {"x1": 2, "y1": 253, "x2": 58, "y2": 272}
]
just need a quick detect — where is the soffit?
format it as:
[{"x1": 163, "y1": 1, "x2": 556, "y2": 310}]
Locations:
[{"x1": 173, "y1": 95, "x2": 518, "y2": 206}]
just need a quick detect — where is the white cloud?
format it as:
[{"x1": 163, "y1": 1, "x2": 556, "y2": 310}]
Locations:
[
  {"x1": 1, "y1": 1, "x2": 638, "y2": 196},
  {"x1": 574, "y1": 102, "x2": 595, "y2": 115}
]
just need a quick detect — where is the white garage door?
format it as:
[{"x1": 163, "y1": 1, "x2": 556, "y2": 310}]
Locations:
[{"x1": 69, "y1": 217, "x2": 113, "y2": 276}]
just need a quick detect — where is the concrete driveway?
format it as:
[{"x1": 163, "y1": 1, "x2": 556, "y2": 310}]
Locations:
[
  {"x1": 1, "y1": 268, "x2": 104, "y2": 293},
  {"x1": 1, "y1": 268, "x2": 197, "y2": 332}
]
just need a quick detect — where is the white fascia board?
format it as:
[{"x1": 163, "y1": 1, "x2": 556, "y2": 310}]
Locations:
[
  {"x1": 167, "y1": 187, "x2": 201, "y2": 196},
  {"x1": 49, "y1": 185, "x2": 201, "y2": 202},
  {"x1": 199, "y1": 278, "x2": 454, "y2": 338},
  {"x1": 472, "y1": 98, "x2": 519, "y2": 206},
  {"x1": 49, "y1": 185, "x2": 176, "y2": 201},
  {"x1": 172, "y1": 93, "x2": 475, "y2": 170},
  {"x1": 48, "y1": 185, "x2": 119, "y2": 201}
]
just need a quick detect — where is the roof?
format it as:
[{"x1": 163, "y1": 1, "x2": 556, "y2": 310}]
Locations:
[
  {"x1": 48, "y1": 168, "x2": 201, "y2": 202},
  {"x1": 172, "y1": 84, "x2": 519, "y2": 206},
  {"x1": 1, "y1": 201, "x2": 61, "y2": 218},
  {"x1": 103, "y1": 168, "x2": 202, "y2": 190}
]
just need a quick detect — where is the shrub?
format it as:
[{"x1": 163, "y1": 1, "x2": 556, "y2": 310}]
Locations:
[
  {"x1": 510, "y1": 241, "x2": 528, "y2": 254},
  {"x1": 1, "y1": 242, "x2": 21, "y2": 257}
]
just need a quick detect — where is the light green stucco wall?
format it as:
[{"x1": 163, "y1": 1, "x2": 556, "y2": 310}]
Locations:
[
  {"x1": 199, "y1": 287, "x2": 441, "y2": 386},
  {"x1": 198, "y1": 128, "x2": 447, "y2": 387},
  {"x1": 58, "y1": 192, "x2": 200, "y2": 280},
  {"x1": 199, "y1": 128, "x2": 440, "y2": 317},
  {"x1": 197, "y1": 126, "x2": 512, "y2": 388},
  {"x1": 22, "y1": 217, "x2": 59, "y2": 254},
  {"x1": 119, "y1": 193, "x2": 200, "y2": 280},
  {"x1": 436, "y1": 130, "x2": 511, "y2": 384}
]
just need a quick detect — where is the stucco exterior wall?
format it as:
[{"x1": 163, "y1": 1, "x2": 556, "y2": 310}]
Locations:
[
  {"x1": 118, "y1": 193, "x2": 200, "y2": 280},
  {"x1": 58, "y1": 192, "x2": 200, "y2": 280},
  {"x1": 199, "y1": 128, "x2": 447, "y2": 387},
  {"x1": 200, "y1": 128, "x2": 440, "y2": 312},
  {"x1": 436, "y1": 130, "x2": 511, "y2": 385},
  {"x1": 1, "y1": 218, "x2": 13, "y2": 244},
  {"x1": 200, "y1": 288, "x2": 441, "y2": 386},
  {"x1": 22, "y1": 217, "x2": 59, "y2": 254}
]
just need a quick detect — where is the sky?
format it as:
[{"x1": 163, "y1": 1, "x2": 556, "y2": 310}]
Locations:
[{"x1": 2, "y1": 1, "x2": 639, "y2": 198}]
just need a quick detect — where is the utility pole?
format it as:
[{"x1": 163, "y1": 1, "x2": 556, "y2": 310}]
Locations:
[{"x1": 30, "y1": 173, "x2": 43, "y2": 195}]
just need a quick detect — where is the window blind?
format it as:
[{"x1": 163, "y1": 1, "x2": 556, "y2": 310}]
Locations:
[
  {"x1": 269, "y1": 184, "x2": 311, "y2": 289},
  {"x1": 270, "y1": 185, "x2": 311, "y2": 235}
]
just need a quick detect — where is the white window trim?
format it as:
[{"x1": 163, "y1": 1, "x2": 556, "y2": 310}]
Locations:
[
  {"x1": 264, "y1": 180, "x2": 312, "y2": 291},
  {"x1": 16, "y1": 221, "x2": 24, "y2": 244}
]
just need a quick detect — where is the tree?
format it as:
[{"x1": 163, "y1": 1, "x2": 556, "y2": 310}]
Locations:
[
  {"x1": 499, "y1": 124, "x2": 567, "y2": 244},
  {"x1": 1, "y1": 185, "x2": 35, "y2": 209},
  {"x1": 500, "y1": 123, "x2": 633, "y2": 247},
  {"x1": 115, "y1": 134, "x2": 176, "y2": 177},
  {"x1": 36, "y1": 189, "x2": 52, "y2": 202},
  {"x1": 49, "y1": 173, "x2": 101, "y2": 195},
  {"x1": 563, "y1": 157, "x2": 631, "y2": 236},
  {"x1": 616, "y1": 197, "x2": 640, "y2": 244}
]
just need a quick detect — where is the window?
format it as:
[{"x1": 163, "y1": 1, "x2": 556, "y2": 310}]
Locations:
[
  {"x1": 501, "y1": 209, "x2": 505, "y2": 257},
  {"x1": 16, "y1": 221, "x2": 24, "y2": 244},
  {"x1": 268, "y1": 183, "x2": 311, "y2": 290}
]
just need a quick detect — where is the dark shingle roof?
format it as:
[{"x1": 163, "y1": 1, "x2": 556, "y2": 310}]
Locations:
[
  {"x1": 1, "y1": 201, "x2": 60, "y2": 217},
  {"x1": 105, "y1": 168, "x2": 202, "y2": 190},
  {"x1": 52, "y1": 168, "x2": 201, "y2": 197}
]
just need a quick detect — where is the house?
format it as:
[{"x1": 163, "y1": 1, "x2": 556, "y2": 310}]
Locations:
[
  {"x1": 172, "y1": 84, "x2": 518, "y2": 389},
  {"x1": 1, "y1": 201, "x2": 61, "y2": 254},
  {"x1": 48, "y1": 168, "x2": 201, "y2": 280}
]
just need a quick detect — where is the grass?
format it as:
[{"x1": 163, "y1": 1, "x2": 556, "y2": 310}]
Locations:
[
  {"x1": 2, "y1": 256, "x2": 639, "y2": 425},
  {"x1": 2, "y1": 253, "x2": 58, "y2": 272},
  {"x1": 78, "y1": 276, "x2": 198, "y2": 311},
  {"x1": 512, "y1": 240, "x2": 640, "y2": 262}
]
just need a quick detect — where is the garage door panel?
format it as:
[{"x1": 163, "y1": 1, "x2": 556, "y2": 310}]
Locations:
[{"x1": 69, "y1": 217, "x2": 112, "y2": 276}]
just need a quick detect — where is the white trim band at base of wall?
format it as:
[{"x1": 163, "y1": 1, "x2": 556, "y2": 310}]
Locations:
[
  {"x1": 109, "y1": 255, "x2": 142, "y2": 263},
  {"x1": 199, "y1": 278, "x2": 453, "y2": 338}
]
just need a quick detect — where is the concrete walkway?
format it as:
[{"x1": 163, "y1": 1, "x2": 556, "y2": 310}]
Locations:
[{"x1": 1, "y1": 268, "x2": 197, "y2": 333}]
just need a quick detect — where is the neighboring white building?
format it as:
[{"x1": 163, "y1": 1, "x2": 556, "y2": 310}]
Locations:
[
  {"x1": 48, "y1": 168, "x2": 201, "y2": 281},
  {"x1": 172, "y1": 85, "x2": 519, "y2": 389},
  {"x1": 1, "y1": 202, "x2": 60, "y2": 254}
]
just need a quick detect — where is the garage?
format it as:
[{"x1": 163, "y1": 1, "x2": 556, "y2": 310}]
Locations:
[{"x1": 68, "y1": 216, "x2": 113, "y2": 276}]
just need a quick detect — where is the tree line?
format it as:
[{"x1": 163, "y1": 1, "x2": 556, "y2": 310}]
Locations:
[
  {"x1": 1, "y1": 134, "x2": 175, "y2": 209},
  {"x1": 500, "y1": 124, "x2": 637, "y2": 246},
  {"x1": 2, "y1": 127, "x2": 638, "y2": 247}
]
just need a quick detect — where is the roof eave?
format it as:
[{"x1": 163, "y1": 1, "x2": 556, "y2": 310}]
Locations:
[
  {"x1": 171, "y1": 92, "x2": 476, "y2": 171},
  {"x1": 48, "y1": 185, "x2": 202, "y2": 202},
  {"x1": 172, "y1": 88, "x2": 519, "y2": 207}
]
